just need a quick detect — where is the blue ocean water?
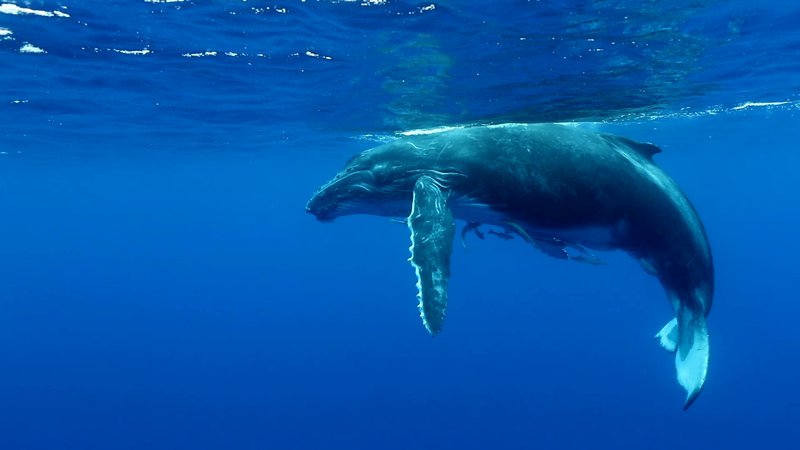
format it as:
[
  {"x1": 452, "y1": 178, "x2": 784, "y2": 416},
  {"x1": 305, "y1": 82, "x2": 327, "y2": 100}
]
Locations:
[{"x1": 1, "y1": 1, "x2": 799, "y2": 449}]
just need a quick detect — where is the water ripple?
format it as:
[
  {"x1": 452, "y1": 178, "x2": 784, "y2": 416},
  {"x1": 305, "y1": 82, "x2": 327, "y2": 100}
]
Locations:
[{"x1": 1, "y1": 0, "x2": 799, "y2": 153}]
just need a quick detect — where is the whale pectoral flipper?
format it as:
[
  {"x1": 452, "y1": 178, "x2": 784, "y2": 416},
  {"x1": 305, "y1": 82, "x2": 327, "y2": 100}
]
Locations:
[
  {"x1": 408, "y1": 175, "x2": 455, "y2": 335},
  {"x1": 675, "y1": 306, "x2": 709, "y2": 409}
]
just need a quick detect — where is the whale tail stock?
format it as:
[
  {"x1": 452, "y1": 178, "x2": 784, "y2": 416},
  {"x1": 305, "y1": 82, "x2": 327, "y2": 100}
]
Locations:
[{"x1": 655, "y1": 290, "x2": 710, "y2": 410}]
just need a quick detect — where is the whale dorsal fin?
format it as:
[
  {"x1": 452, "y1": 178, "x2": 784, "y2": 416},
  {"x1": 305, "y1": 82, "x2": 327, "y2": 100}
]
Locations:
[
  {"x1": 407, "y1": 175, "x2": 455, "y2": 335},
  {"x1": 602, "y1": 134, "x2": 662, "y2": 162}
]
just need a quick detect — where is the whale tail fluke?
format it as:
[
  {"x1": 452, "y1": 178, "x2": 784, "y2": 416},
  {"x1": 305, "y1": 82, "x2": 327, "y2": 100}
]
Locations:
[
  {"x1": 655, "y1": 317, "x2": 678, "y2": 352},
  {"x1": 675, "y1": 306, "x2": 709, "y2": 409},
  {"x1": 656, "y1": 308, "x2": 709, "y2": 409}
]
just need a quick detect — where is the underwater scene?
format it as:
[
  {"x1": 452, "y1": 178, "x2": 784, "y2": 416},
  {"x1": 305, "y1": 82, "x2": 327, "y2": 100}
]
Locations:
[{"x1": 1, "y1": 1, "x2": 799, "y2": 449}]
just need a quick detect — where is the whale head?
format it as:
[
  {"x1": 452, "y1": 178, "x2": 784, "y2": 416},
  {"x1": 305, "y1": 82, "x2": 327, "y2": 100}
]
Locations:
[
  {"x1": 307, "y1": 144, "x2": 423, "y2": 221},
  {"x1": 306, "y1": 136, "x2": 471, "y2": 221}
]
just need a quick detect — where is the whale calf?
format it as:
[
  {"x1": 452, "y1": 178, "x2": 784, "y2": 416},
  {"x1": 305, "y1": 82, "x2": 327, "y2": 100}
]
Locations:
[{"x1": 306, "y1": 123, "x2": 713, "y2": 408}]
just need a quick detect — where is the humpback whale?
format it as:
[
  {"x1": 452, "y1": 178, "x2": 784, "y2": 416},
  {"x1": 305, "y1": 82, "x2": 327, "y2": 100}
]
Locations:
[{"x1": 306, "y1": 123, "x2": 713, "y2": 408}]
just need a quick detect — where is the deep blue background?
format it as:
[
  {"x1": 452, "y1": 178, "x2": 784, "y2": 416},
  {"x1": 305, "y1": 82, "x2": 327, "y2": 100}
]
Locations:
[{"x1": 2, "y1": 1, "x2": 800, "y2": 449}]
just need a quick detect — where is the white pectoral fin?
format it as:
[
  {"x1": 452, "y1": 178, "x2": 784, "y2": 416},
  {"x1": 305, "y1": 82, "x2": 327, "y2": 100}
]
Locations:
[
  {"x1": 674, "y1": 307, "x2": 709, "y2": 409},
  {"x1": 408, "y1": 176, "x2": 455, "y2": 335}
]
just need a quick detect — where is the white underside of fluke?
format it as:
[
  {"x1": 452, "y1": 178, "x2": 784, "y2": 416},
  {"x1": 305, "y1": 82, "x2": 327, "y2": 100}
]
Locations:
[
  {"x1": 675, "y1": 307, "x2": 709, "y2": 409},
  {"x1": 655, "y1": 310, "x2": 709, "y2": 409},
  {"x1": 655, "y1": 318, "x2": 679, "y2": 352}
]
